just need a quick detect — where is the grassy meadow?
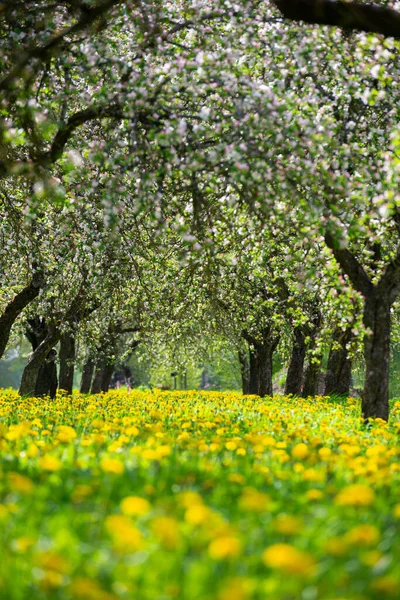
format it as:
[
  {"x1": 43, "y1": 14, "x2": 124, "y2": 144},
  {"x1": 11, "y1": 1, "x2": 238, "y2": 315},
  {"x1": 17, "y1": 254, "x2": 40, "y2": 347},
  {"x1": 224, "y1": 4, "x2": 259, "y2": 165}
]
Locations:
[{"x1": 0, "y1": 389, "x2": 399, "y2": 600}]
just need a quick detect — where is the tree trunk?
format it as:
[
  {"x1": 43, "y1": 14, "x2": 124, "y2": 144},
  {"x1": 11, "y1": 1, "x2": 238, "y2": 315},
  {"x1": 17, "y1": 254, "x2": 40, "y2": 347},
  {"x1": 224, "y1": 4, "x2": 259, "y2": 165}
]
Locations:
[
  {"x1": 19, "y1": 329, "x2": 60, "y2": 397},
  {"x1": 285, "y1": 327, "x2": 306, "y2": 395},
  {"x1": 302, "y1": 357, "x2": 322, "y2": 397},
  {"x1": 59, "y1": 332, "x2": 75, "y2": 394},
  {"x1": 362, "y1": 295, "x2": 390, "y2": 421},
  {"x1": 324, "y1": 230, "x2": 398, "y2": 421},
  {"x1": 324, "y1": 327, "x2": 353, "y2": 396},
  {"x1": 248, "y1": 348, "x2": 260, "y2": 395},
  {"x1": 101, "y1": 363, "x2": 115, "y2": 393},
  {"x1": 0, "y1": 273, "x2": 44, "y2": 359},
  {"x1": 35, "y1": 350, "x2": 58, "y2": 399},
  {"x1": 258, "y1": 343, "x2": 274, "y2": 397},
  {"x1": 91, "y1": 366, "x2": 104, "y2": 394},
  {"x1": 80, "y1": 358, "x2": 94, "y2": 393},
  {"x1": 238, "y1": 349, "x2": 250, "y2": 395}
]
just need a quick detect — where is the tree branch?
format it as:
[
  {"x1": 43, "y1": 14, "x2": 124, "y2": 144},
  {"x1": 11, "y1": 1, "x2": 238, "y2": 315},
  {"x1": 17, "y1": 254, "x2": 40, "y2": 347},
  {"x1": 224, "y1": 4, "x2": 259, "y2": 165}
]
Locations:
[
  {"x1": 272, "y1": 0, "x2": 400, "y2": 39},
  {"x1": 325, "y1": 231, "x2": 372, "y2": 296},
  {"x1": 42, "y1": 102, "x2": 123, "y2": 164},
  {"x1": 0, "y1": 271, "x2": 45, "y2": 358},
  {"x1": 0, "y1": 0, "x2": 122, "y2": 93}
]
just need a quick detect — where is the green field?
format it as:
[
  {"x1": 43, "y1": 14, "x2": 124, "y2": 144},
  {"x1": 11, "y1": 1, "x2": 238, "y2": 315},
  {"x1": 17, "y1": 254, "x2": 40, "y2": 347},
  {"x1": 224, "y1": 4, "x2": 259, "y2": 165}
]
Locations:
[{"x1": 0, "y1": 389, "x2": 399, "y2": 600}]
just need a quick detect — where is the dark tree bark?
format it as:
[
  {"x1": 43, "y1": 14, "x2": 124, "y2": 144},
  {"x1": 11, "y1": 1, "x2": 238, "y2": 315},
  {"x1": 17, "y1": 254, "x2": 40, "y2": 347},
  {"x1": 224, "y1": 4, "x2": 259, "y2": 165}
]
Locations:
[
  {"x1": 244, "y1": 329, "x2": 279, "y2": 397},
  {"x1": 362, "y1": 294, "x2": 391, "y2": 421},
  {"x1": 0, "y1": 271, "x2": 44, "y2": 359},
  {"x1": 80, "y1": 358, "x2": 95, "y2": 393},
  {"x1": 248, "y1": 347, "x2": 260, "y2": 395},
  {"x1": 285, "y1": 326, "x2": 306, "y2": 395},
  {"x1": 258, "y1": 337, "x2": 280, "y2": 397},
  {"x1": 324, "y1": 327, "x2": 353, "y2": 396},
  {"x1": 59, "y1": 332, "x2": 75, "y2": 394},
  {"x1": 25, "y1": 316, "x2": 48, "y2": 350},
  {"x1": 101, "y1": 363, "x2": 115, "y2": 393},
  {"x1": 302, "y1": 357, "x2": 322, "y2": 398},
  {"x1": 91, "y1": 365, "x2": 104, "y2": 394},
  {"x1": 58, "y1": 299, "x2": 99, "y2": 394},
  {"x1": 325, "y1": 231, "x2": 400, "y2": 420},
  {"x1": 272, "y1": 0, "x2": 400, "y2": 40},
  {"x1": 22, "y1": 318, "x2": 59, "y2": 398},
  {"x1": 19, "y1": 293, "x2": 87, "y2": 398},
  {"x1": 296, "y1": 307, "x2": 322, "y2": 398},
  {"x1": 238, "y1": 349, "x2": 250, "y2": 395},
  {"x1": 19, "y1": 327, "x2": 60, "y2": 397},
  {"x1": 258, "y1": 343, "x2": 274, "y2": 397},
  {"x1": 35, "y1": 349, "x2": 58, "y2": 399}
]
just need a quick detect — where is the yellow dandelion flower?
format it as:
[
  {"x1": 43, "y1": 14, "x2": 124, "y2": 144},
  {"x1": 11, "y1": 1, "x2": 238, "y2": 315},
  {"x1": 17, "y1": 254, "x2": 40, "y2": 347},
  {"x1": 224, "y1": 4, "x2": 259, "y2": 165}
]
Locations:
[
  {"x1": 360, "y1": 550, "x2": 383, "y2": 566},
  {"x1": 262, "y1": 543, "x2": 315, "y2": 575},
  {"x1": 291, "y1": 443, "x2": 309, "y2": 460},
  {"x1": 99, "y1": 458, "x2": 124, "y2": 474},
  {"x1": 318, "y1": 447, "x2": 331, "y2": 460},
  {"x1": 238, "y1": 487, "x2": 270, "y2": 512},
  {"x1": 7, "y1": 472, "x2": 35, "y2": 494},
  {"x1": 185, "y1": 504, "x2": 212, "y2": 525},
  {"x1": 125, "y1": 426, "x2": 140, "y2": 436},
  {"x1": 105, "y1": 515, "x2": 143, "y2": 552},
  {"x1": 208, "y1": 536, "x2": 242, "y2": 560},
  {"x1": 225, "y1": 441, "x2": 237, "y2": 451},
  {"x1": 370, "y1": 575, "x2": 400, "y2": 596},
  {"x1": 56, "y1": 426, "x2": 77, "y2": 443},
  {"x1": 35, "y1": 551, "x2": 71, "y2": 574},
  {"x1": 228, "y1": 473, "x2": 245, "y2": 484},
  {"x1": 345, "y1": 524, "x2": 380, "y2": 546},
  {"x1": 335, "y1": 484, "x2": 375, "y2": 507},
  {"x1": 39, "y1": 455, "x2": 62, "y2": 472},
  {"x1": 218, "y1": 577, "x2": 253, "y2": 600},
  {"x1": 306, "y1": 489, "x2": 323, "y2": 501},
  {"x1": 179, "y1": 491, "x2": 203, "y2": 507},
  {"x1": 120, "y1": 496, "x2": 150, "y2": 516},
  {"x1": 392, "y1": 504, "x2": 400, "y2": 519},
  {"x1": 27, "y1": 443, "x2": 39, "y2": 457},
  {"x1": 273, "y1": 514, "x2": 303, "y2": 535},
  {"x1": 70, "y1": 577, "x2": 118, "y2": 600},
  {"x1": 12, "y1": 536, "x2": 36, "y2": 553},
  {"x1": 151, "y1": 516, "x2": 180, "y2": 549},
  {"x1": 5, "y1": 422, "x2": 31, "y2": 441}
]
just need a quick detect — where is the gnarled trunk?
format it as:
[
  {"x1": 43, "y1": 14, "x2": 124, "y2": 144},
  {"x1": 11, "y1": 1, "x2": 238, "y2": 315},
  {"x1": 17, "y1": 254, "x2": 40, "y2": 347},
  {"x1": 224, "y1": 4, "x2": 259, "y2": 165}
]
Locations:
[
  {"x1": 362, "y1": 295, "x2": 390, "y2": 421},
  {"x1": 324, "y1": 327, "x2": 353, "y2": 396},
  {"x1": 80, "y1": 358, "x2": 94, "y2": 393},
  {"x1": 19, "y1": 328, "x2": 60, "y2": 397},
  {"x1": 59, "y1": 332, "x2": 75, "y2": 394},
  {"x1": 285, "y1": 327, "x2": 306, "y2": 395}
]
